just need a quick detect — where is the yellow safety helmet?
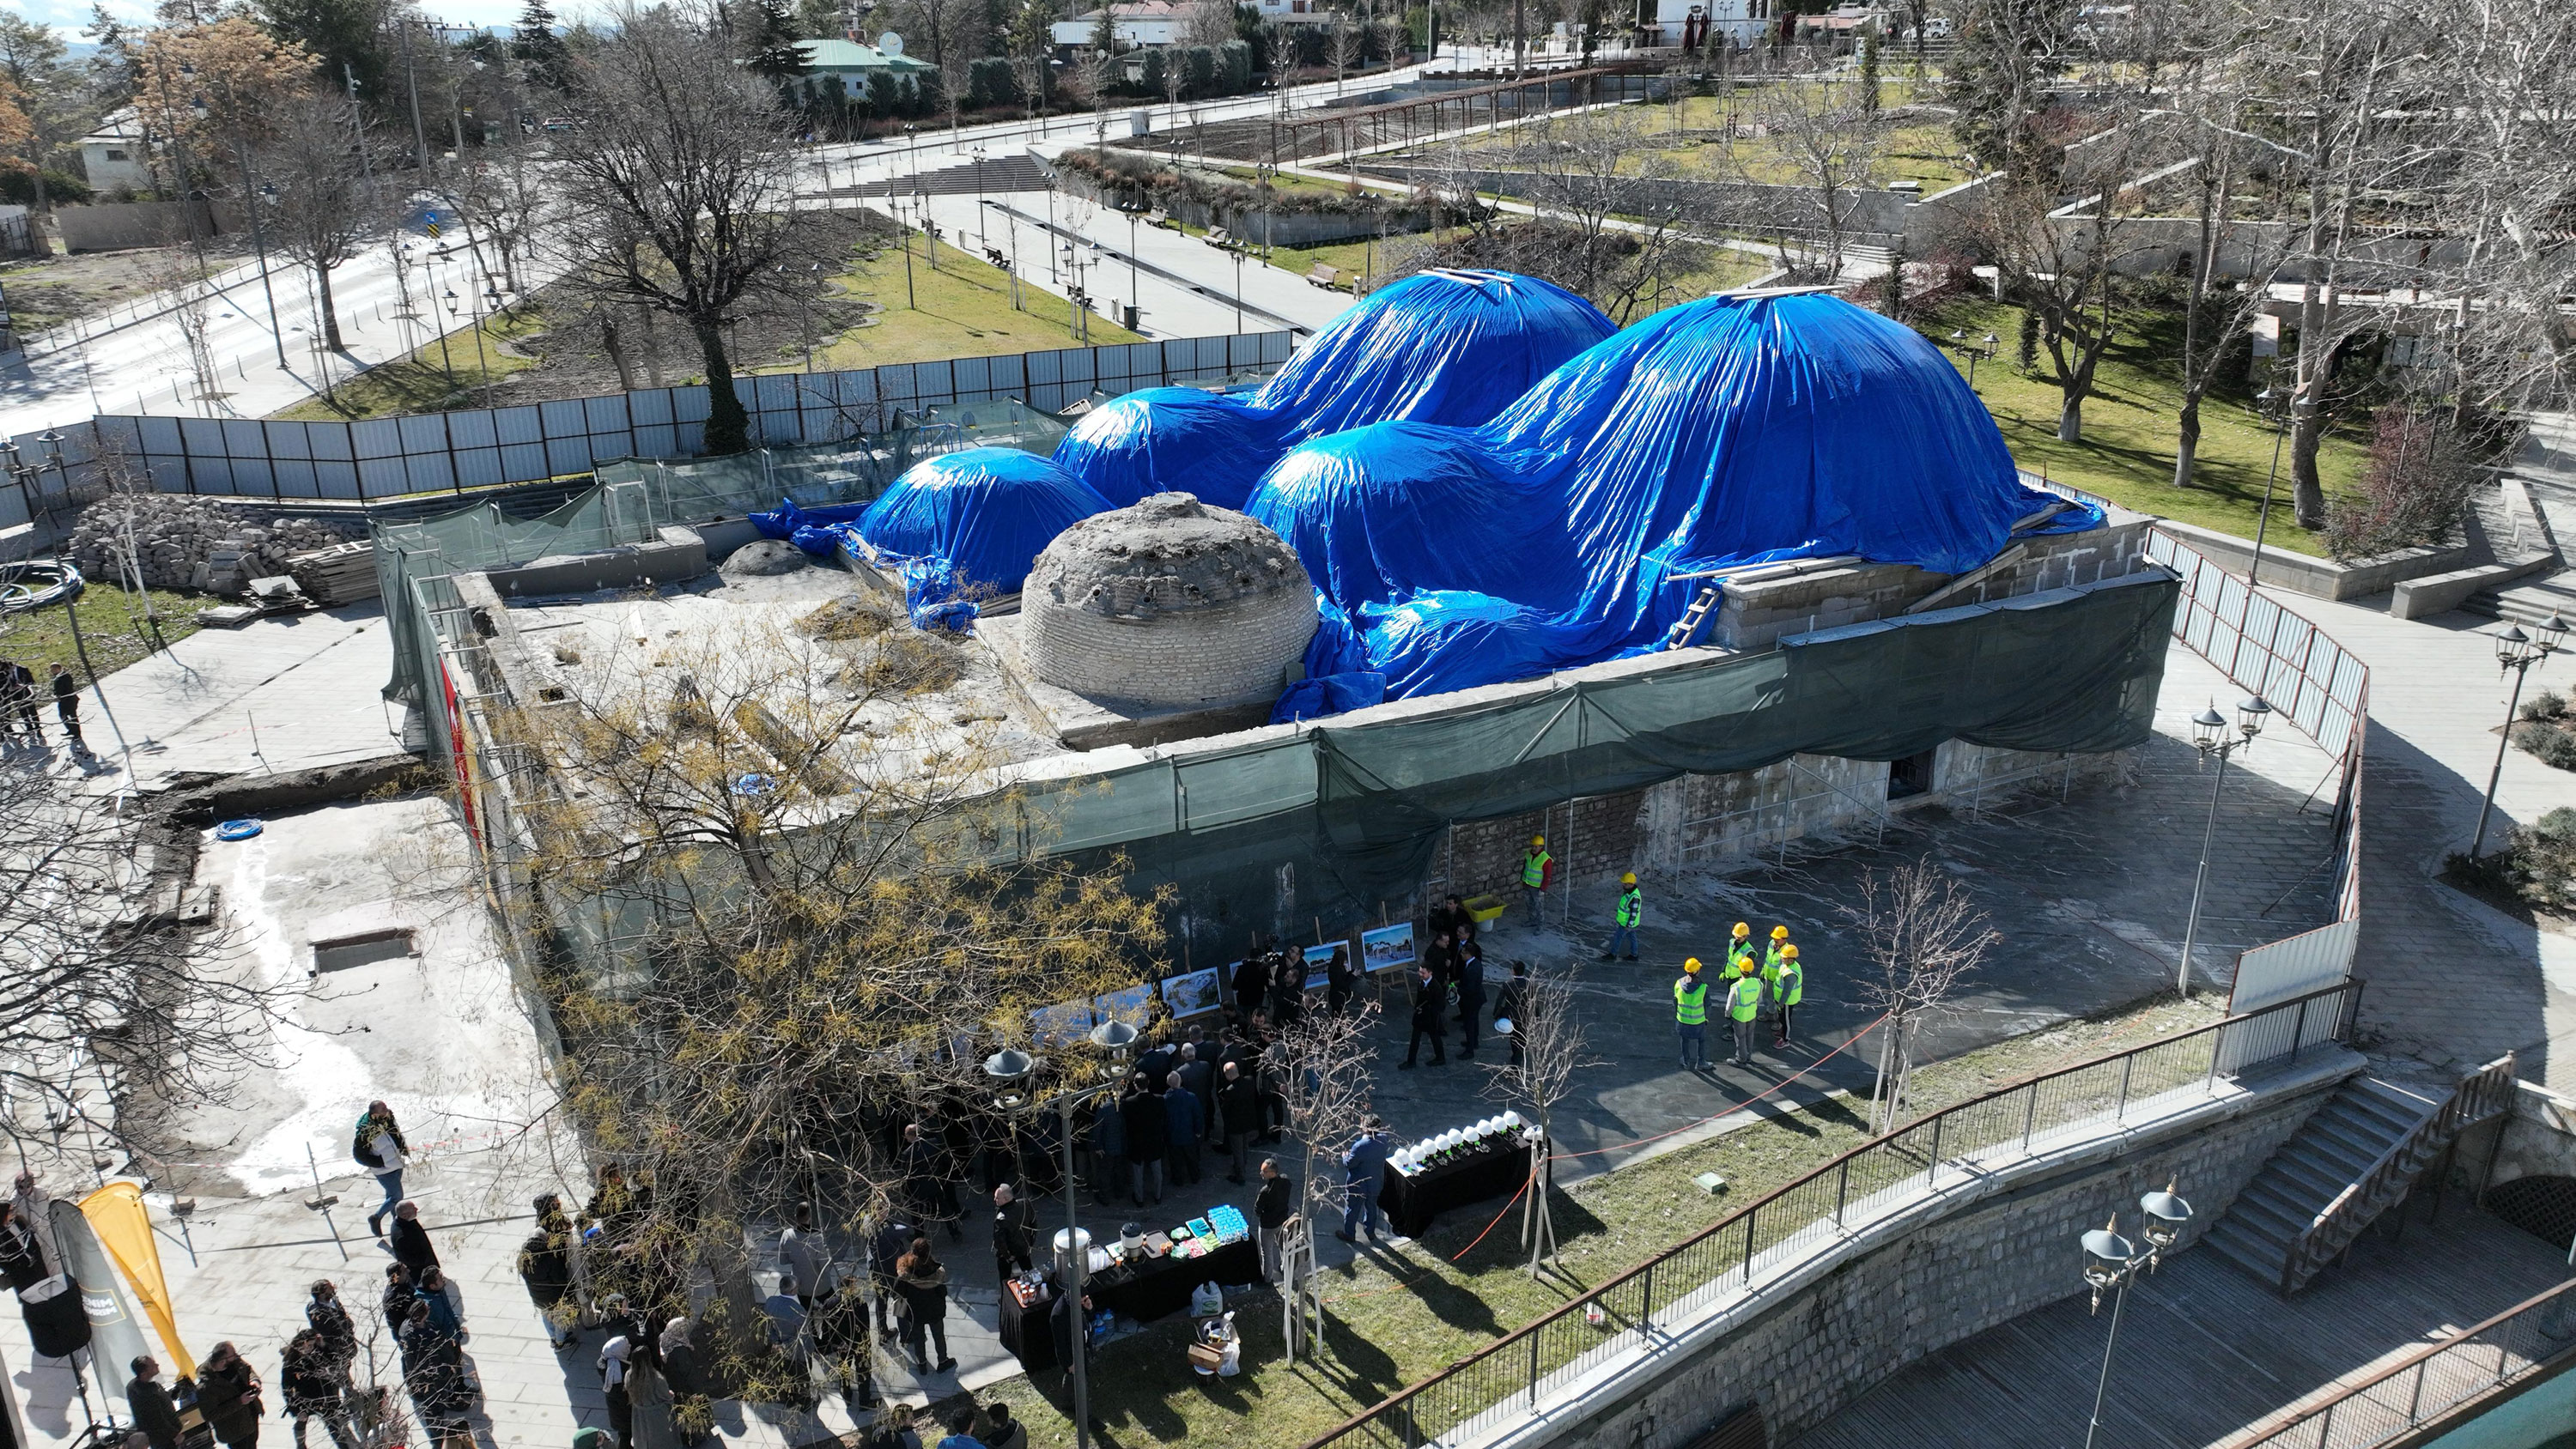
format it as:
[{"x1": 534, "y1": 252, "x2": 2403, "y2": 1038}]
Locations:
[
  {"x1": 1771, "y1": 925, "x2": 1790, "y2": 940},
  {"x1": 1731, "y1": 922, "x2": 1750, "y2": 938},
  {"x1": 1530, "y1": 834, "x2": 1546, "y2": 849},
  {"x1": 1782, "y1": 944, "x2": 1799, "y2": 960},
  {"x1": 1620, "y1": 871, "x2": 1637, "y2": 886},
  {"x1": 1738, "y1": 958, "x2": 1757, "y2": 974},
  {"x1": 1683, "y1": 956, "x2": 1703, "y2": 973}
]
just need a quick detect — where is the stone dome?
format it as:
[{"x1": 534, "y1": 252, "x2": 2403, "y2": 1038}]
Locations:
[{"x1": 1023, "y1": 492, "x2": 1318, "y2": 709}]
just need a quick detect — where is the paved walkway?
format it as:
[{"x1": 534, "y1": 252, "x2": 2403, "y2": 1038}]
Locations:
[{"x1": 55, "y1": 602, "x2": 404, "y2": 791}]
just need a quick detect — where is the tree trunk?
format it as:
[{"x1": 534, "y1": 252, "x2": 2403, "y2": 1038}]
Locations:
[
  {"x1": 695, "y1": 317, "x2": 750, "y2": 453},
  {"x1": 602, "y1": 312, "x2": 638, "y2": 392},
  {"x1": 316, "y1": 264, "x2": 345, "y2": 349},
  {"x1": 2057, "y1": 390, "x2": 2082, "y2": 443},
  {"x1": 2172, "y1": 400, "x2": 2201, "y2": 489},
  {"x1": 2292, "y1": 408, "x2": 2327, "y2": 528}
]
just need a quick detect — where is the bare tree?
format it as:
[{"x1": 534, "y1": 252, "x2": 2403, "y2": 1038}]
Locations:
[
  {"x1": 1839, "y1": 862, "x2": 1996, "y2": 1134},
  {"x1": 1479, "y1": 959, "x2": 1595, "y2": 1276},
  {"x1": 1745, "y1": 74, "x2": 1886, "y2": 285},
  {"x1": 1499, "y1": 111, "x2": 1704, "y2": 321},
  {"x1": 1271, "y1": 990, "x2": 1380, "y2": 1363},
  {"x1": 0, "y1": 770, "x2": 285, "y2": 1161},
  {"x1": 254, "y1": 90, "x2": 382, "y2": 352},
  {"x1": 1182, "y1": 0, "x2": 1238, "y2": 50},
  {"x1": 448, "y1": 130, "x2": 549, "y2": 296},
  {"x1": 550, "y1": 4, "x2": 826, "y2": 454},
  {"x1": 1328, "y1": 14, "x2": 1364, "y2": 94},
  {"x1": 474, "y1": 603, "x2": 1162, "y2": 1373}
]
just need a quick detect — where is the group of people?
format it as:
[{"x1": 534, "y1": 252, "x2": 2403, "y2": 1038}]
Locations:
[
  {"x1": 0, "y1": 655, "x2": 81, "y2": 751},
  {"x1": 1400, "y1": 894, "x2": 1525, "y2": 1069},
  {"x1": 1673, "y1": 922, "x2": 1807, "y2": 1070}
]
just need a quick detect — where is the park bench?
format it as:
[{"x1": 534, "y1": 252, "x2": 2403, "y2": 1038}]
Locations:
[{"x1": 1305, "y1": 264, "x2": 1345, "y2": 290}]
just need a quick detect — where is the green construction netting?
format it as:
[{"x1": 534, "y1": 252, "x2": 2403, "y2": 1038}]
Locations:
[
  {"x1": 377, "y1": 402, "x2": 1069, "y2": 706},
  {"x1": 1023, "y1": 571, "x2": 2179, "y2": 965}
]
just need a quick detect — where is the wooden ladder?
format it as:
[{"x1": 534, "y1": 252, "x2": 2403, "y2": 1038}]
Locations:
[{"x1": 1665, "y1": 585, "x2": 1721, "y2": 649}]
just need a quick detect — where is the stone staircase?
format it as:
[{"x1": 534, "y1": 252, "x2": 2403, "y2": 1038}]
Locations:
[
  {"x1": 2202, "y1": 1060, "x2": 2518, "y2": 1295},
  {"x1": 2200, "y1": 1078, "x2": 2437, "y2": 1291}
]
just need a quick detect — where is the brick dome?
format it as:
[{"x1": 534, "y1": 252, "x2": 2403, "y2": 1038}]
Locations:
[{"x1": 1023, "y1": 493, "x2": 1317, "y2": 708}]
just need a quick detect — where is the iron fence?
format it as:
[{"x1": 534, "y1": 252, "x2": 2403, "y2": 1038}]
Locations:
[
  {"x1": 1299, "y1": 979, "x2": 2366, "y2": 1449},
  {"x1": 2220, "y1": 1276, "x2": 2576, "y2": 1449}
]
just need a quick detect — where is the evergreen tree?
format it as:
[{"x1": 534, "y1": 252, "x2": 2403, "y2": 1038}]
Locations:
[
  {"x1": 1856, "y1": 28, "x2": 1878, "y2": 118},
  {"x1": 254, "y1": 0, "x2": 393, "y2": 105},
  {"x1": 1138, "y1": 45, "x2": 1164, "y2": 97},
  {"x1": 1090, "y1": 6, "x2": 1120, "y2": 89},
  {"x1": 868, "y1": 66, "x2": 904, "y2": 115},
  {"x1": 513, "y1": 0, "x2": 574, "y2": 89},
  {"x1": 1218, "y1": 38, "x2": 1250, "y2": 94},
  {"x1": 1183, "y1": 43, "x2": 1213, "y2": 95},
  {"x1": 740, "y1": 0, "x2": 811, "y2": 83}
]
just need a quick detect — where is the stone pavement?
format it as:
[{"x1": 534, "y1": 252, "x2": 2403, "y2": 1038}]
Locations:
[{"x1": 60, "y1": 602, "x2": 403, "y2": 791}]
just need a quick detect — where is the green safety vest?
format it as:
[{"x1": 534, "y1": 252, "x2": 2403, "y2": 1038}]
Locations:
[
  {"x1": 1769, "y1": 960, "x2": 1802, "y2": 1005},
  {"x1": 1673, "y1": 978, "x2": 1708, "y2": 1025},
  {"x1": 1522, "y1": 851, "x2": 1552, "y2": 888},
  {"x1": 1615, "y1": 887, "x2": 1642, "y2": 928},
  {"x1": 1727, "y1": 977, "x2": 1764, "y2": 1022},
  {"x1": 1764, "y1": 943, "x2": 1787, "y2": 973},
  {"x1": 1728, "y1": 939, "x2": 1756, "y2": 971}
]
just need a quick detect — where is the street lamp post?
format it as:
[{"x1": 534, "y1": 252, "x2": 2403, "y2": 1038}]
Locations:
[
  {"x1": 2080, "y1": 1182, "x2": 2194, "y2": 1449},
  {"x1": 983, "y1": 1020, "x2": 1137, "y2": 1449},
  {"x1": 2247, "y1": 388, "x2": 2313, "y2": 589},
  {"x1": 2472, "y1": 615, "x2": 2571, "y2": 858},
  {"x1": 2177, "y1": 696, "x2": 2272, "y2": 998},
  {"x1": 972, "y1": 145, "x2": 989, "y2": 247}
]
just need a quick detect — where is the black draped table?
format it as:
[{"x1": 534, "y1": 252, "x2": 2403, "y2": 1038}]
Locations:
[
  {"x1": 996, "y1": 1286, "x2": 1060, "y2": 1374},
  {"x1": 1377, "y1": 1143, "x2": 1534, "y2": 1239},
  {"x1": 1084, "y1": 1238, "x2": 1263, "y2": 1323}
]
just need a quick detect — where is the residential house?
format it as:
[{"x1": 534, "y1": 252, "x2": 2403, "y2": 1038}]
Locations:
[{"x1": 76, "y1": 111, "x2": 155, "y2": 195}]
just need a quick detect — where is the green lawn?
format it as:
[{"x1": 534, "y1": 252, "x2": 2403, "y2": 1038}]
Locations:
[
  {"x1": 271, "y1": 306, "x2": 546, "y2": 422},
  {"x1": 1451, "y1": 85, "x2": 1971, "y2": 191},
  {"x1": 807, "y1": 236, "x2": 1145, "y2": 370},
  {"x1": 961, "y1": 993, "x2": 2224, "y2": 1447},
  {"x1": 0, "y1": 583, "x2": 201, "y2": 682},
  {"x1": 1920, "y1": 301, "x2": 2364, "y2": 556}
]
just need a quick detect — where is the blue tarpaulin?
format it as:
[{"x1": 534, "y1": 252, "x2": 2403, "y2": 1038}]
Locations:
[
  {"x1": 1052, "y1": 269, "x2": 1615, "y2": 511},
  {"x1": 1249, "y1": 291, "x2": 2103, "y2": 715},
  {"x1": 750, "y1": 496, "x2": 874, "y2": 550},
  {"x1": 820, "y1": 446, "x2": 1111, "y2": 617}
]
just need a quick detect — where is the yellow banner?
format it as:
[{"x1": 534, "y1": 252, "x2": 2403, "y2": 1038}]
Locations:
[{"x1": 78, "y1": 1183, "x2": 192, "y2": 1378}]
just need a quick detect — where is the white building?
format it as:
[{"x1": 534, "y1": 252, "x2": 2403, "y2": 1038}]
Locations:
[
  {"x1": 1051, "y1": 0, "x2": 1333, "y2": 50},
  {"x1": 76, "y1": 110, "x2": 155, "y2": 195}
]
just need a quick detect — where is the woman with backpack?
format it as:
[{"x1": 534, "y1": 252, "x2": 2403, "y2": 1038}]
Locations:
[{"x1": 351, "y1": 1102, "x2": 410, "y2": 1238}]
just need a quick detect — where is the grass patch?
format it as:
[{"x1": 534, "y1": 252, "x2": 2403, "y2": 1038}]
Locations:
[
  {"x1": 808, "y1": 237, "x2": 1145, "y2": 371},
  {"x1": 0, "y1": 583, "x2": 202, "y2": 682},
  {"x1": 964, "y1": 992, "x2": 2224, "y2": 1447},
  {"x1": 1920, "y1": 301, "x2": 2366, "y2": 555},
  {"x1": 1452, "y1": 87, "x2": 1970, "y2": 190},
  {"x1": 270, "y1": 306, "x2": 546, "y2": 421}
]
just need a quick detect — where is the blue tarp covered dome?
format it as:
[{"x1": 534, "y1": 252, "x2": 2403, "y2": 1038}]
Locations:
[
  {"x1": 845, "y1": 446, "x2": 1112, "y2": 613},
  {"x1": 1255, "y1": 291, "x2": 2101, "y2": 713},
  {"x1": 1053, "y1": 269, "x2": 1616, "y2": 510}
]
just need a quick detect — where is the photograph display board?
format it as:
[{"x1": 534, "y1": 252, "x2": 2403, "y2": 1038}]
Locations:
[
  {"x1": 1362, "y1": 923, "x2": 1416, "y2": 973},
  {"x1": 1159, "y1": 967, "x2": 1222, "y2": 1018},
  {"x1": 1303, "y1": 942, "x2": 1346, "y2": 991}
]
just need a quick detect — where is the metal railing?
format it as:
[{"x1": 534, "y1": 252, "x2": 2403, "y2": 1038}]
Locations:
[
  {"x1": 2283, "y1": 1053, "x2": 2520, "y2": 1295},
  {"x1": 2221, "y1": 1276, "x2": 2576, "y2": 1449},
  {"x1": 1298, "y1": 979, "x2": 2366, "y2": 1449}
]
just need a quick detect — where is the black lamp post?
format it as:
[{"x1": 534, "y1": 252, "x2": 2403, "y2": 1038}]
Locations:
[
  {"x1": 2080, "y1": 1181, "x2": 2193, "y2": 1449},
  {"x1": 983, "y1": 1020, "x2": 1136, "y2": 1449},
  {"x1": 2472, "y1": 614, "x2": 2571, "y2": 858},
  {"x1": 2178, "y1": 695, "x2": 2271, "y2": 998}
]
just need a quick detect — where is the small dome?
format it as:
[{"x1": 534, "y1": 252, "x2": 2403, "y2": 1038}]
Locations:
[{"x1": 1024, "y1": 493, "x2": 1317, "y2": 708}]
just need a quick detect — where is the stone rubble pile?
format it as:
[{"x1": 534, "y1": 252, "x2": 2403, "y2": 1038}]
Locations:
[{"x1": 67, "y1": 496, "x2": 365, "y2": 594}]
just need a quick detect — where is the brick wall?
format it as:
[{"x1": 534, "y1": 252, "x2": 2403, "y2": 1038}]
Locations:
[
  {"x1": 1434, "y1": 790, "x2": 1650, "y2": 905},
  {"x1": 1518, "y1": 1078, "x2": 2339, "y2": 1449},
  {"x1": 1709, "y1": 518, "x2": 2151, "y2": 653}
]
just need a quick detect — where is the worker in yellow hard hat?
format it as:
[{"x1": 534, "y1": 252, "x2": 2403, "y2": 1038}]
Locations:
[
  {"x1": 1765, "y1": 925, "x2": 1792, "y2": 979},
  {"x1": 1674, "y1": 957, "x2": 1709, "y2": 1070},
  {"x1": 1521, "y1": 834, "x2": 1553, "y2": 921},
  {"x1": 1727, "y1": 922, "x2": 1757, "y2": 973},
  {"x1": 1727, "y1": 957, "x2": 1765, "y2": 1067},
  {"x1": 1601, "y1": 870, "x2": 1643, "y2": 962},
  {"x1": 1765, "y1": 943, "x2": 1804, "y2": 1048}
]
